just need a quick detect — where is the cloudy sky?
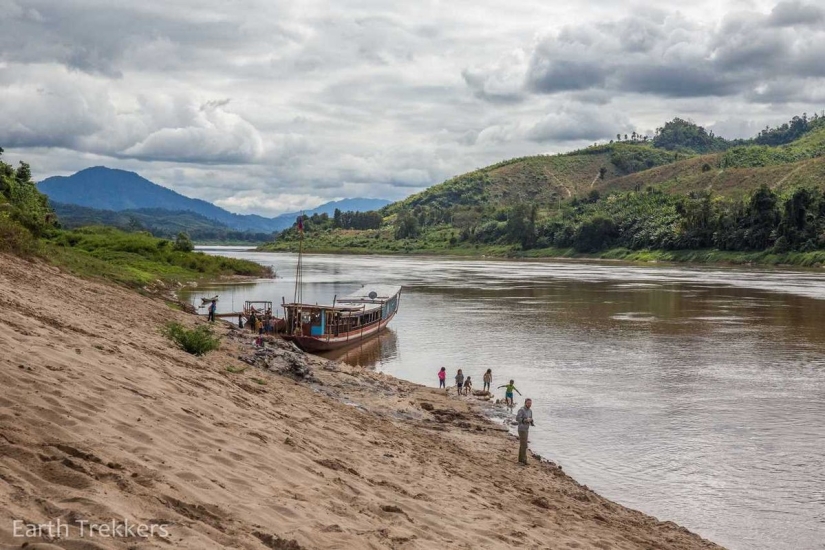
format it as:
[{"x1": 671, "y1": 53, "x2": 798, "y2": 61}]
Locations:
[{"x1": 2, "y1": 0, "x2": 824, "y2": 216}]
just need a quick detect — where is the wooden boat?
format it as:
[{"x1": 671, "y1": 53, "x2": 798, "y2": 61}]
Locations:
[{"x1": 281, "y1": 285, "x2": 401, "y2": 352}]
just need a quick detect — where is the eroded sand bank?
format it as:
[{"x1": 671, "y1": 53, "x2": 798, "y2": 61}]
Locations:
[{"x1": 0, "y1": 254, "x2": 723, "y2": 549}]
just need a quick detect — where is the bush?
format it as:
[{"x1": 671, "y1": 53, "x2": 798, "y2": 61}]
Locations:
[
  {"x1": 174, "y1": 232, "x2": 194, "y2": 252},
  {"x1": 574, "y1": 216, "x2": 618, "y2": 252},
  {"x1": 162, "y1": 322, "x2": 220, "y2": 356},
  {"x1": 0, "y1": 215, "x2": 38, "y2": 255}
]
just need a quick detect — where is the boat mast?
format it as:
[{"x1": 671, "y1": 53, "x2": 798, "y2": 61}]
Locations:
[{"x1": 292, "y1": 214, "x2": 305, "y2": 334}]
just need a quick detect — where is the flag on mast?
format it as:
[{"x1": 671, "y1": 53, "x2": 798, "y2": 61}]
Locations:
[{"x1": 297, "y1": 215, "x2": 304, "y2": 233}]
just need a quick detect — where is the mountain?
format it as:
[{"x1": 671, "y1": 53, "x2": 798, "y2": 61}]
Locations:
[
  {"x1": 38, "y1": 167, "x2": 281, "y2": 232},
  {"x1": 37, "y1": 166, "x2": 389, "y2": 233},
  {"x1": 50, "y1": 203, "x2": 273, "y2": 242}
]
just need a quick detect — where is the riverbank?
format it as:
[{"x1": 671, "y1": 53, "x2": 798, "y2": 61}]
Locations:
[
  {"x1": 0, "y1": 253, "x2": 722, "y2": 549},
  {"x1": 40, "y1": 226, "x2": 272, "y2": 290},
  {"x1": 258, "y1": 238, "x2": 825, "y2": 269}
]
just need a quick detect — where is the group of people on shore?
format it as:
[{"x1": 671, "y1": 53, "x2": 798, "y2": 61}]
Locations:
[
  {"x1": 437, "y1": 366, "x2": 534, "y2": 464},
  {"x1": 437, "y1": 367, "x2": 522, "y2": 405}
]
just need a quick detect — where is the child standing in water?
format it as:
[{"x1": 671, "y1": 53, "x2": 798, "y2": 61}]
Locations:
[
  {"x1": 483, "y1": 369, "x2": 492, "y2": 393},
  {"x1": 455, "y1": 369, "x2": 465, "y2": 395},
  {"x1": 438, "y1": 367, "x2": 446, "y2": 389},
  {"x1": 497, "y1": 379, "x2": 521, "y2": 407}
]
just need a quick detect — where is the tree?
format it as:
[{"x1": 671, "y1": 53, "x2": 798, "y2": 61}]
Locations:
[
  {"x1": 652, "y1": 118, "x2": 727, "y2": 152},
  {"x1": 394, "y1": 212, "x2": 420, "y2": 239},
  {"x1": 574, "y1": 216, "x2": 617, "y2": 252},
  {"x1": 745, "y1": 185, "x2": 779, "y2": 250},
  {"x1": 15, "y1": 161, "x2": 31, "y2": 184},
  {"x1": 333, "y1": 208, "x2": 342, "y2": 228},
  {"x1": 174, "y1": 232, "x2": 194, "y2": 252}
]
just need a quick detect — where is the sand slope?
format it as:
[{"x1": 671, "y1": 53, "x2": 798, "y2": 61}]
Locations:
[{"x1": 0, "y1": 254, "x2": 723, "y2": 549}]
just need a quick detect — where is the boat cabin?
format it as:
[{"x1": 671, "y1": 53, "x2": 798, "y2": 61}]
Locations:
[{"x1": 283, "y1": 285, "x2": 401, "y2": 340}]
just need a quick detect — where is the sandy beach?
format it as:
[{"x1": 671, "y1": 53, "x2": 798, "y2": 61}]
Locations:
[{"x1": 0, "y1": 253, "x2": 723, "y2": 549}]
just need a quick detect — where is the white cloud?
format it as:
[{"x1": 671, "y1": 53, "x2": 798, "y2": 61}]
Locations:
[{"x1": 1, "y1": 0, "x2": 823, "y2": 215}]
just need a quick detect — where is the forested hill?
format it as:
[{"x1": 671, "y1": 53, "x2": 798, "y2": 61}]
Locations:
[
  {"x1": 384, "y1": 114, "x2": 825, "y2": 217},
  {"x1": 263, "y1": 113, "x2": 825, "y2": 262}
]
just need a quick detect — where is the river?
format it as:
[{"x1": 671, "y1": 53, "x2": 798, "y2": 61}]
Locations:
[{"x1": 183, "y1": 249, "x2": 825, "y2": 550}]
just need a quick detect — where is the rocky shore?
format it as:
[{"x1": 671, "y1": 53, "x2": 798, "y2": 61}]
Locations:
[{"x1": 0, "y1": 253, "x2": 723, "y2": 549}]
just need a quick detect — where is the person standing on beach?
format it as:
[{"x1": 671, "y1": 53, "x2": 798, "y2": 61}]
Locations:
[
  {"x1": 438, "y1": 367, "x2": 446, "y2": 389},
  {"x1": 516, "y1": 398, "x2": 534, "y2": 465},
  {"x1": 497, "y1": 380, "x2": 521, "y2": 407},
  {"x1": 483, "y1": 369, "x2": 492, "y2": 393},
  {"x1": 208, "y1": 300, "x2": 217, "y2": 322},
  {"x1": 455, "y1": 369, "x2": 465, "y2": 395}
]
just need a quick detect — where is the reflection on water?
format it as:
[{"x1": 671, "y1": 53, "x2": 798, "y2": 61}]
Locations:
[
  {"x1": 318, "y1": 328, "x2": 398, "y2": 366},
  {"x1": 183, "y1": 251, "x2": 825, "y2": 550}
]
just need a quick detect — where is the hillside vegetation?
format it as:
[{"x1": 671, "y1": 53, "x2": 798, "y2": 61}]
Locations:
[
  {"x1": 263, "y1": 113, "x2": 825, "y2": 265},
  {"x1": 52, "y1": 203, "x2": 275, "y2": 243},
  {"x1": 1, "y1": 150, "x2": 269, "y2": 286}
]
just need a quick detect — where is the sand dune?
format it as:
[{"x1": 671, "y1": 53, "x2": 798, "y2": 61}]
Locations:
[{"x1": 0, "y1": 254, "x2": 722, "y2": 549}]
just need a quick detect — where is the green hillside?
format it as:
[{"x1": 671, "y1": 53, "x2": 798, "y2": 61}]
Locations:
[
  {"x1": 261, "y1": 114, "x2": 825, "y2": 265},
  {"x1": 52, "y1": 203, "x2": 274, "y2": 243}
]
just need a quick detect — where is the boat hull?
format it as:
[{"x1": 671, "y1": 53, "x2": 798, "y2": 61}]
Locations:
[{"x1": 283, "y1": 309, "x2": 397, "y2": 352}]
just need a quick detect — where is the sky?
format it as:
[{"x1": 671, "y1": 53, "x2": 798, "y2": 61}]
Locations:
[{"x1": 2, "y1": 0, "x2": 825, "y2": 216}]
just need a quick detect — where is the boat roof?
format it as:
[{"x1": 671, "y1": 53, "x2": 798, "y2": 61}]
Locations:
[
  {"x1": 337, "y1": 284, "x2": 402, "y2": 303},
  {"x1": 282, "y1": 284, "x2": 401, "y2": 314}
]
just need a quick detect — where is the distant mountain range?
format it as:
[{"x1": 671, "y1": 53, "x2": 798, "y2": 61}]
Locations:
[{"x1": 38, "y1": 167, "x2": 390, "y2": 234}]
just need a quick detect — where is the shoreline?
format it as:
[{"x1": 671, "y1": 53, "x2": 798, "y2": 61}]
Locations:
[
  {"x1": 250, "y1": 243, "x2": 825, "y2": 272},
  {"x1": 0, "y1": 252, "x2": 723, "y2": 549}
]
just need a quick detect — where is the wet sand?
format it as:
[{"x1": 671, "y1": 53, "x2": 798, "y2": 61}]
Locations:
[{"x1": 0, "y1": 254, "x2": 722, "y2": 549}]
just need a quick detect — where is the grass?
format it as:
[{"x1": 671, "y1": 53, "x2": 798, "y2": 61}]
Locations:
[
  {"x1": 262, "y1": 235, "x2": 825, "y2": 268},
  {"x1": 519, "y1": 246, "x2": 825, "y2": 267},
  {"x1": 225, "y1": 365, "x2": 248, "y2": 374},
  {"x1": 162, "y1": 322, "x2": 221, "y2": 356},
  {"x1": 42, "y1": 226, "x2": 272, "y2": 288}
]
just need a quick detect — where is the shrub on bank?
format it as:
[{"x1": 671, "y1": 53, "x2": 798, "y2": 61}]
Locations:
[
  {"x1": 0, "y1": 215, "x2": 38, "y2": 256},
  {"x1": 162, "y1": 322, "x2": 221, "y2": 356}
]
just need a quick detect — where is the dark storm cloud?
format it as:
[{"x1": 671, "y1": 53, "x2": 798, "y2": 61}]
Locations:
[
  {"x1": 767, "y1": 0, "x2": 825, "y2": 26},
  {"x1": 616, "y1": 65, "x2": 744, "y2": 98},
  {"x1": 0, "y1": 1, "x2": 255, "y2": 76},
  {"x1": 527, "y1": 60, "x2": 607, "y2": 94},
  {"x1": 471, "y1": 5, "x2": 825, "y2": 102}
]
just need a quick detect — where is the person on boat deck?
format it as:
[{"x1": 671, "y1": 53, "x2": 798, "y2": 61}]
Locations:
[
  {"x1": 498, "y1": 380, "x2": 521, "y2": 407},
  {"x1": 207, "y1": 300, "x2": 217, "y2": 322},
  {"x1": 516, "y1": 398, "x2": 534, "y2": 465},
  {"x1": 438, "y1": 367, "x2": 446, "y2": 389},
  {"x1": 463, "y1": 376, "x2": 473, "y2": 394},
  {"x1": 483, "y1": 369, "x2": 492, "y2": 393},
  {"x1": 455, "y1": 369, "x2": 465, "y2": 395}
]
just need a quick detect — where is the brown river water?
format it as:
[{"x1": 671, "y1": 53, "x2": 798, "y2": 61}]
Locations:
[{"x1": 183, "y1": 248, "x2": 825, "y2": 550}]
